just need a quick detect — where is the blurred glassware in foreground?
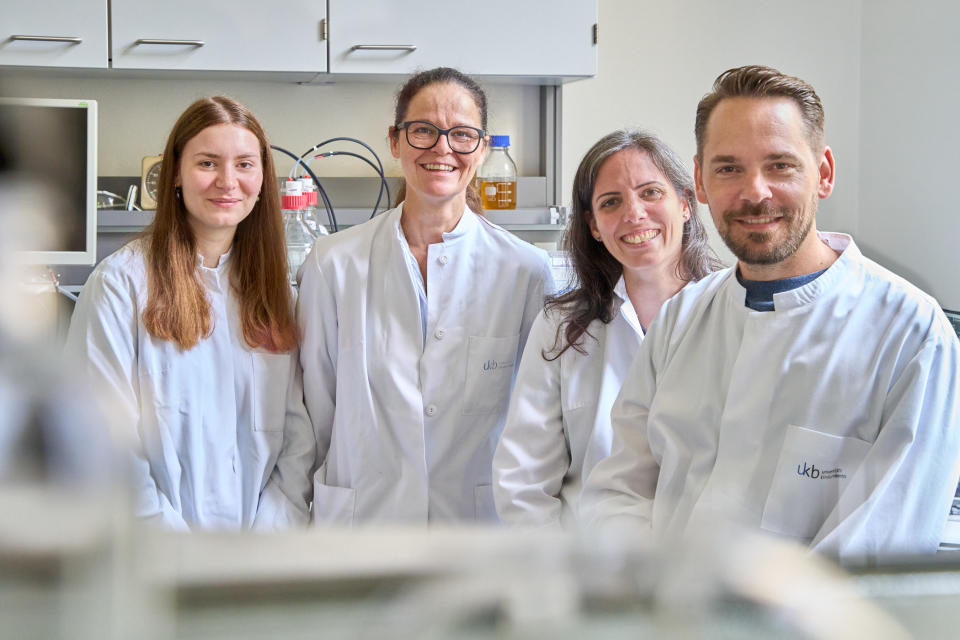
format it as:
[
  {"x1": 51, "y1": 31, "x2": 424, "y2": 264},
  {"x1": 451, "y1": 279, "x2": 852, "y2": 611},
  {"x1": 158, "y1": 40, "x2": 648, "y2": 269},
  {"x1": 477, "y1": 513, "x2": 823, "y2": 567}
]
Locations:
[{"x1": 0, "y1": 177, "x2": 148, "y2": 640}]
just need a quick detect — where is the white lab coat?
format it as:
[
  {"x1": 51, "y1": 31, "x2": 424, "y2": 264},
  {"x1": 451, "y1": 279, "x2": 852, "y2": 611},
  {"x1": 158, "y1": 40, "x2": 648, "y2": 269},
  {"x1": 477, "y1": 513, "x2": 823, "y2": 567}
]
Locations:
[
  {"x1": 65, "y1": 240, "x2": 315, "y2": 530},
  {"x1": 493, "y1": 278, "x2": 644, "y2": 528},
  {"x1": 582, "y1": 233, "x2": 960, "y2": 558},
  {"x1": 297, "y1": 204, "x2": 554, "y2": 525}
]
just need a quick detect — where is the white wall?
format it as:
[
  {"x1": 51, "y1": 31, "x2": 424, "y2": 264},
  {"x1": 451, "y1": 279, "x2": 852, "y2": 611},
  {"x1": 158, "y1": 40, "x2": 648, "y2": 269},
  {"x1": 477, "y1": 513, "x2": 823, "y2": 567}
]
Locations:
[
  {"x1": 562, "y1": 0, "x2": 960, "y2": 309},
  {"x1": 0, "y1": 69, "x2": 542, "y2": 181},
  {"x1": 561, "y1": 0, "x2": 862, "y2": 266},
  {"x1": 859, "y1": 0, "x2": 960, "y2": 309}
]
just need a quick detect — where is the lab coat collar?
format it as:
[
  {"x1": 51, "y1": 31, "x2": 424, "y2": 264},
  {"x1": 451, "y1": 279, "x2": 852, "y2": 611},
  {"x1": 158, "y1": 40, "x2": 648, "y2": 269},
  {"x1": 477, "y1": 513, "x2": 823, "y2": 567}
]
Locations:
[
  {"x1": 394, "y1": 217, "x2": 428, "y2": 300},
  {"x1": 196, "y1": 247, "x2": 232, "y2": 291},
  {"x1": 393, "y1": 201, "x2": 477, "y2": 245},
  {"x1": 196, "y1": 247, "x2": 233, "y2": 270},
  {"x1": 441, "y1": 206, "x2": 477, "y2": 242},
  {"x1": 613, "y1": 276, "x2": 645, "y2": 336},
  {"x1": 728, "y1": 232, "x2": 857, "y2": 312}
]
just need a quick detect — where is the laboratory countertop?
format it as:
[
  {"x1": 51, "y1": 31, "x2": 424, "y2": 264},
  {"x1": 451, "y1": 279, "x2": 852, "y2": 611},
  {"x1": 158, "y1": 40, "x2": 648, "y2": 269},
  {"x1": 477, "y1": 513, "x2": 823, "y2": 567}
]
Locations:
[{"x1": 3, "y1": 495, "x2": 958, "y2": 640}]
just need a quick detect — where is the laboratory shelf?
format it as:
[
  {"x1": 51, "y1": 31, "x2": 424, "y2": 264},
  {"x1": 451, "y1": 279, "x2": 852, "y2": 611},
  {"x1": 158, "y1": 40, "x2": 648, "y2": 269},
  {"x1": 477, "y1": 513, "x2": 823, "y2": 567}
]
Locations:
[
  {"x1": 97, "y1": 209, "x2": 155, "y2": 231},
  {"x1": 94, "y1": 175, "x2": 564, "y2": 232},
  {"x1": 95, "y1": 207, "x2": 568, "y2": 230},
  {"x1": 329, "y1": 207, "x2": 565, "y2": 228}
]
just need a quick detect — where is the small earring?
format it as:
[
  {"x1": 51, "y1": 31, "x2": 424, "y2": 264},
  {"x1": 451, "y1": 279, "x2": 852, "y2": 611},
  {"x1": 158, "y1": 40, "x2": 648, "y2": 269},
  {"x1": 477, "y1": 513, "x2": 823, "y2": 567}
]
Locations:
[
  {"x1": 175, "y1": 186, "x2": 182, "y2": 201},
  {"x1": 592, "y1": 234, "x2": 602, "y2": 241}
]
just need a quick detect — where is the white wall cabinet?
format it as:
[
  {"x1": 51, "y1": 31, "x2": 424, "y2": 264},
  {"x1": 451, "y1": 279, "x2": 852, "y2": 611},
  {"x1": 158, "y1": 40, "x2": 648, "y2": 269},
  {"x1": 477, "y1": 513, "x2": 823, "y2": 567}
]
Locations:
[
  {"x1": 2, "y1": 1, "x2": 595, "y2": 79},
  {"x1": 110, "y1": 1, "x2": 328, "y2": 72},
  {"x1": 0, "y1": 0, "x2": 108, "y2": 68},
  {"x1": 327, "y1": 0, "x2": 596, "y2": 78}
]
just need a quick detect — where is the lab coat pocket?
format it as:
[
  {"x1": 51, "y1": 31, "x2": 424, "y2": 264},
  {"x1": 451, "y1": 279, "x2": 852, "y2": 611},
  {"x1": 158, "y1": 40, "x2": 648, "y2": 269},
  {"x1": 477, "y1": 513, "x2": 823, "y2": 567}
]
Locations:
[
  {"x1": 141, "y1": 362, "x2": 181, "y2": 410},
  {"x1": 138, "y1": 367, "x2": 194, "y2": 489},
  {"x1": 251, "y1": 351, "x2": 291, "y2": 432},
  {"x1": 140, "y1": 365, "x2": 188, "y2": 442},
  {"x1": 760, "y1": 425, "x2": 871, "y2": 540},
  {"x1": 463, "y1": 334, "x2": 520, "y2": 416},
  {"x1": 311, "y1": 476, "x2": 356, "y2": 527},
  {"x1": 474, "y1": 484, "x2": 498, "y2": 522},
  {"x1": 561, "y1": 368, "x2": 594, "y2": 413}
]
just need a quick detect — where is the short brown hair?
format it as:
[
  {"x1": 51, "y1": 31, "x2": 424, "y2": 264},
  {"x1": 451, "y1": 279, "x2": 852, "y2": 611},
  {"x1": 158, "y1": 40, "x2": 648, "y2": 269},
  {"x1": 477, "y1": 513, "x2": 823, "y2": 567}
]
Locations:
[{"x1": 695, "y1": 65, "x2": 825, "y2": 160}]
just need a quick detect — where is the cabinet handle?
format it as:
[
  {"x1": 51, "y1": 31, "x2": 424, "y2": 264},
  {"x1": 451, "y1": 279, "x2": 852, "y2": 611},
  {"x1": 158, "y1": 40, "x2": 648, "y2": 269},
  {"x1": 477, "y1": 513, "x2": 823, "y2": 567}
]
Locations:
[
  {"x1": 349, "y1": 44, "x2": 416, "y2": 52},
  {"x1": 134, "y1": 39, "x2": 205, "y2": 47},
  {"x1": 10, "y1": 35, "x2": 82, "y2": 44}
]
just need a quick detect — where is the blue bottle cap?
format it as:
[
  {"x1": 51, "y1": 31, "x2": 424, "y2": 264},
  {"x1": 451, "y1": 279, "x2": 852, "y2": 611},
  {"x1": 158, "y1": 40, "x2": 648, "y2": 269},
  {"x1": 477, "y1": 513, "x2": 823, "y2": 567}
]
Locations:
[{"x1": 490, "y1": 135, "x2": 510, "y2": 147}]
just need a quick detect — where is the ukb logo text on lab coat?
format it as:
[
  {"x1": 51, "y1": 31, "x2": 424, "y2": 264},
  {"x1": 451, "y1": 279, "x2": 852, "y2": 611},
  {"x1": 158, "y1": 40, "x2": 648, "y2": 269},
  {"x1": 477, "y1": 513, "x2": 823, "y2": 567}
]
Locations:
[
  {"x1": 797, "y1": 462, "x2": 847, "y2": 480},
  {"x1": 797, "y1": 462, "x2": 820, "y2": 478},
  {"x1": 482, "y1": 359, "x2": 515, "y2": 372}
]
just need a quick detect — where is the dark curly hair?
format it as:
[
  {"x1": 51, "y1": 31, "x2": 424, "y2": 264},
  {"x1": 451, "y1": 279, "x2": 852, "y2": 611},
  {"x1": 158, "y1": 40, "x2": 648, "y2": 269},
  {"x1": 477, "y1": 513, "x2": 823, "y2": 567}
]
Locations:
[{"x1": 546, "y1": 129, "x2": 722, "y2": 360}]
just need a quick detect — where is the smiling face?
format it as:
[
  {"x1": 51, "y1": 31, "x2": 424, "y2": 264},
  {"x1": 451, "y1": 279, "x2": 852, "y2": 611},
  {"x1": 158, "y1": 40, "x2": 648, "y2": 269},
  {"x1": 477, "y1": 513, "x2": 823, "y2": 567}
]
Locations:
[
  {"x1": 177, "y1": 123, "x2": 263, "y2": 241},
  {"x1": 588, "y1": 148, "x2": 690, "y2": 280},
  {"x1": 389, "y1": 81, "x2": 487, "y2": 207},
  {"x1": 694, "y1": 97, "x2": 835, "y2": 276}
]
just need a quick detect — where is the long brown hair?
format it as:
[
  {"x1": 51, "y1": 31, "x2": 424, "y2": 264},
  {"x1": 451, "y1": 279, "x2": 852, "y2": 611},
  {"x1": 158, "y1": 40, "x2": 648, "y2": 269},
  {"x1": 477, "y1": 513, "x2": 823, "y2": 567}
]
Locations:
[
  {"x1": 390, "y1": 67, "x2": 486, "y2": 213},
  {"x1": 546, "y1": 129, "x2": 722, "y2": 359},
  {"x1": 142, "y1": 96, "x2": 296, "y2": 352}
]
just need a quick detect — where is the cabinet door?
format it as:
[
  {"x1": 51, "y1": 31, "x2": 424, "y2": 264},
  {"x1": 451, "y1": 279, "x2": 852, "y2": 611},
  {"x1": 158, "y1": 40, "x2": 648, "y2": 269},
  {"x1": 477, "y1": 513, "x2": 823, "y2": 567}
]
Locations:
[
  {"x1": 328, "y1": 0, "x2": 596, "y2": 77},
  {"x1": 0, "y1": 0, "x2": 108, "y2": 68},
  {"x1": 111, "y1": 1, "x2": 327, "y2": 72}
]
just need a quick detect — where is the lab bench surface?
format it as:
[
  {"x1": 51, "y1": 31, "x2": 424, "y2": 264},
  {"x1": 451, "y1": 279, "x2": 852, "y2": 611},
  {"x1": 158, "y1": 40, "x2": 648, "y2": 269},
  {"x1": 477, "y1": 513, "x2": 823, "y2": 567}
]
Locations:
[{"x1": 4, "y1": 518, "x2": 959, "y2": 640}]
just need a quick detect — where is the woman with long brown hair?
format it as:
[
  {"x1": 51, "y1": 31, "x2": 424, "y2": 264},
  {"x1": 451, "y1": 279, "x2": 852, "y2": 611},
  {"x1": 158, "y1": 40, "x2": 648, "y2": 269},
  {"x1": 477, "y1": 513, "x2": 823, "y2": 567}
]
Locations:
[
  {"x1": 493, "y1": 129, "x2": 722, "y2": 527},
  {"x1": 66, "y1": 96, "x2": 314, "y2": 530}
]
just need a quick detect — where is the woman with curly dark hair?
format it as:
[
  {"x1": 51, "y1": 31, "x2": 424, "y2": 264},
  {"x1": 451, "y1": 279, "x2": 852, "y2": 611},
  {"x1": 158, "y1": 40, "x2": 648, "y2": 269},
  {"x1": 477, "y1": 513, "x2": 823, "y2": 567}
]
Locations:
[{"x1": 493, "y1": 128, "x2": 721, "y2": 527}]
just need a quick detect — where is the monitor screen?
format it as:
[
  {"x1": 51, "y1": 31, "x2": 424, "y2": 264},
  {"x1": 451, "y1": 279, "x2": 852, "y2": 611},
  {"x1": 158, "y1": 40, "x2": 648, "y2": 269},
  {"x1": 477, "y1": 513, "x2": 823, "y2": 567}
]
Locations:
[
  {"x1": 0, "y1": 97, "x2": 97, "y2": 266},
  {"x1": 944, "y1": 309, "x2": 960, "y2": 341}
]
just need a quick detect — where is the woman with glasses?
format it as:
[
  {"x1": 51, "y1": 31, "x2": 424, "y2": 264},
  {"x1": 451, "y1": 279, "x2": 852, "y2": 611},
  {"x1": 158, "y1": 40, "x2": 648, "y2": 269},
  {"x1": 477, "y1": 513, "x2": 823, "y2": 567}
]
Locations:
[
  {"x1": 492, "y1": 129, "x2": 721, "y2": 527},
  {"x1": 297, "y1": 67, "x2": 554, "y2": 525}
]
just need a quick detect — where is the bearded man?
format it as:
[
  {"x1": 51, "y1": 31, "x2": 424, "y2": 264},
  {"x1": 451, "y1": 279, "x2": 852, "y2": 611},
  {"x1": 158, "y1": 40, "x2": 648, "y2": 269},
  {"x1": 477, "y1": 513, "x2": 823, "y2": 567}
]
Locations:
[{"x1": 582, "y1": 65, "x2": 960, "y2": 560}]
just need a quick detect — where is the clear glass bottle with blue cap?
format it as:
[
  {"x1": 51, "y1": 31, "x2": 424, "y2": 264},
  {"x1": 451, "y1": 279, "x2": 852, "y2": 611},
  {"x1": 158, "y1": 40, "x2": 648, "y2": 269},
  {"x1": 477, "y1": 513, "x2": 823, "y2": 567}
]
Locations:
[{"x1": 478, "y1": 134, "x2": 517, "y2": 210}]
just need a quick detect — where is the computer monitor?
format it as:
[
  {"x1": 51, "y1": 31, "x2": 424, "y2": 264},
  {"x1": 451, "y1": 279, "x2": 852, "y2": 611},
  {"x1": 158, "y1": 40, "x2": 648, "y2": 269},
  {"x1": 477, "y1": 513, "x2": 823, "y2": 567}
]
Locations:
[
  {"x1": 944, "y1": 308, "x2": 960, "y2": 341},
  {"x1": 0, "y1": 97, "x2": 98, "y2": 266}
]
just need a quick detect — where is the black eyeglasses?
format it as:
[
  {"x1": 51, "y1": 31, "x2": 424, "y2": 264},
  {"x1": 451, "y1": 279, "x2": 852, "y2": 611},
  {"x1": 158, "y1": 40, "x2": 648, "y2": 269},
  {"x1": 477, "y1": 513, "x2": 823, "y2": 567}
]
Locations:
[{"x1": 397, "y1": 120, "x2": 486, "y2": 154}]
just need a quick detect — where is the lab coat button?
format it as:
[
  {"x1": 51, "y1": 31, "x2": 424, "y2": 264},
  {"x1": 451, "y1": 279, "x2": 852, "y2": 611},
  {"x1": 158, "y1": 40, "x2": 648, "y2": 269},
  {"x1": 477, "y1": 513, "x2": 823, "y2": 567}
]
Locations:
[
  {"x1": 434, "y1": 328, "x2": 445, "y2": 340},
  {"x1": 438, "y1": 254, "x2": 449, "y2": 265},
  {"x1": 425, "y1": 404, "x2": 437, "y2": 416}
]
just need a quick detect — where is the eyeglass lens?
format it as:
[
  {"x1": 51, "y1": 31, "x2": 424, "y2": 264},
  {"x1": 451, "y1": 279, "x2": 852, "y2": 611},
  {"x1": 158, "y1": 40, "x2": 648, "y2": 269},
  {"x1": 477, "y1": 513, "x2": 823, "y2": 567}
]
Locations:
[{"x1": 405, "y1": 122, "x2": 481, "y2": 153}]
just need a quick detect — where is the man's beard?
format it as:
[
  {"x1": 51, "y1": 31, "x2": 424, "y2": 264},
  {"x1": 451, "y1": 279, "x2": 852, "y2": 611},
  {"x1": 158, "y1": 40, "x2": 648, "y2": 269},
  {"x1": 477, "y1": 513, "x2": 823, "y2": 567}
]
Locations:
[{"x1": 718, "y1": 200, "x2": 815, "y2": 266}]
